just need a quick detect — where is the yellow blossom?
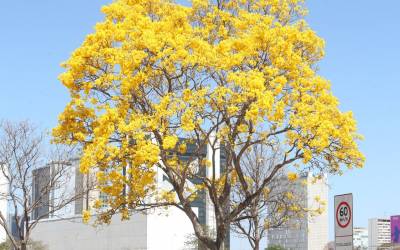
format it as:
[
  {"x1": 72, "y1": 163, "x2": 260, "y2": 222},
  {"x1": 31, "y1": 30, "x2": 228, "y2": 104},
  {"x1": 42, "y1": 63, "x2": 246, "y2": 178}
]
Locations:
[
  {"x1": 287, "y1": 172, "x2": 298, "y2": 182},
  {"x1": 53, "y1": 0, "x2": 364, "y2": 225},
  {"x1": 178, "y1": 143, "x2": 187, "y2": 154},
  {"x1": 163, "y1": 135, "x2": 178, "y2": 150},
  {"x1": 82, "y1": 210, "x2": 91, "y2": 224}
]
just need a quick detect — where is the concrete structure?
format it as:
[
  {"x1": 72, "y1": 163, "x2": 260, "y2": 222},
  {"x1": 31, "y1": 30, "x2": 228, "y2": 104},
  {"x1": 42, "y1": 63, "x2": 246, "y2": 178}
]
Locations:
[
  {"x1": 267, "y1": 173, "x2": 329, "y2": 250},
  {"x1": 369, "y1": 218, "x2": 391, "y2": 250},
  {"x1": 30, "y1": 138, "x2": 229, "y2": 250},
  {"x1": 31, "y1": 208, "x2": 195, "y2": 250},
  {"x1": 353, "y1": 227, "x2": 368, "y2": 250}
]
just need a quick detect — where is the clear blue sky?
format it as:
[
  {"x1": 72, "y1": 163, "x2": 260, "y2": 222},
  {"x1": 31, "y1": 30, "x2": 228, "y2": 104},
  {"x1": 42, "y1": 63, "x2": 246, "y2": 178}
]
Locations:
[{"x1": 1, "y1": 0, "x2": 399, "y2": 248}]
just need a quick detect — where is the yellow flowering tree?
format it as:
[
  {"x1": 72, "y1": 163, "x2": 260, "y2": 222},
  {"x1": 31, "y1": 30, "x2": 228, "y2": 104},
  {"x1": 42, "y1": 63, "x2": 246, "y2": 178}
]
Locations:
[{"x1": 53, "y1": 0, "x2": 364, "y2": 249}]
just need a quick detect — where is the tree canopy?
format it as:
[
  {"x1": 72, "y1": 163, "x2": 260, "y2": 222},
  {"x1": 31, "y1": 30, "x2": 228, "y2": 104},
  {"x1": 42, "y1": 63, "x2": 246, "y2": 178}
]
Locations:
[{"x1": 53, "y1": 0, "x2": 364, "y2": 249}]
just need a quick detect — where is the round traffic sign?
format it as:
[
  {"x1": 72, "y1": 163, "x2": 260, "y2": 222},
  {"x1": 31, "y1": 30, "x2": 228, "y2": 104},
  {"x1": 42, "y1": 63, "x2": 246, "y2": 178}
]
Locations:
[{"x1": 336, "y1": 201, "x2": 351, "y2": 228}]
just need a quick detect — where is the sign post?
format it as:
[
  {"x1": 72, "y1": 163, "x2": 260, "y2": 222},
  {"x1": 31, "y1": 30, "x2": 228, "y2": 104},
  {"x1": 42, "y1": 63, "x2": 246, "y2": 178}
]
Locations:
[{"x1": 334, "y1": 193, "x2": 353, "y2": 250}]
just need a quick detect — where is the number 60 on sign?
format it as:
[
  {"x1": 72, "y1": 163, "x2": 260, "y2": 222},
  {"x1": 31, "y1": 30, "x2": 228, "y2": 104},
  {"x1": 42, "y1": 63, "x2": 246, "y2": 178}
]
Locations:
[{"x1": 334, "y1": 193, "x2": 353, "y2": 250}]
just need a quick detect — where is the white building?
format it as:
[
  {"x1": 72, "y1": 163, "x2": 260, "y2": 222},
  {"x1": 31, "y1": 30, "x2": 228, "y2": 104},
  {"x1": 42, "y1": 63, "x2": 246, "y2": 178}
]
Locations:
[
  {"x1": 267, "y1": 173, "x2": 329, "y2": 250},
  {"x1": 368, "y1": 218, "x2": 391, "y2": 250},
  {"x1": 30, "y1": 138, "x2": 227, "y2": 250},
  {"x1": 30, "y1": 160, "x2": 197, "y2": 250},
  {"x1": 353, "y1": 227, "x2": 368, "y2": 250}
]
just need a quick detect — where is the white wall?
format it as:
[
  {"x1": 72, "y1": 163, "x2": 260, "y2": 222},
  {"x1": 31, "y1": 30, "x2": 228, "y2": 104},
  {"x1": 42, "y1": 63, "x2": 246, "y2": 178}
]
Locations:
[
  {"x1": 147, "y1": 207, "x2": 197, "y2": 250},
  {"x1": 307, "y1": 174, "x2": 329, "y2": 250},
  {"x1": 369, "y1": 218, "x2": 378, "y2": 250},
  {"x1": 50, "y1": 162, "x2": 77, "y2": 218},
  {"x1": 205, "y1": 133, "x2": 220, "y2": 234},
  {"x1": 31, "y1": 213, "x2": 148, "y2": 250},
  {"x1": 32, "y1": 208, "x2": 196, "y2": 250}
]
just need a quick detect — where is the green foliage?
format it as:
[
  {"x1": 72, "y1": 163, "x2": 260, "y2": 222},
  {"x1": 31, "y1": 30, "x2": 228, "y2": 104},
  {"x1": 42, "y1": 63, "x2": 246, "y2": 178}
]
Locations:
[
  {"x1": 0, "y1": 240, "x2": 47, "y2": 250},
  {"x1": 0, "y1": 240, "x2": 11, "y2": 250},
  {"x1": 29, "y1": 241, "x2": 47, "y2": 250},
  {"x1": 266, "y1": 245, "x2": 286, "y2": 250}
]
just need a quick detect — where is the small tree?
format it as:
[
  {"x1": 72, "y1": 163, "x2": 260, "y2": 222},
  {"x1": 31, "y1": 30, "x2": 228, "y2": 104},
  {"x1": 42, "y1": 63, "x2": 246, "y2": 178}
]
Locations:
[
  {"x1": 184, "y1": 225, "x2": 220, "y2": 250},
  {"x1": 54, "y1": 0, "x2": 364, "y2": 249},
  {"x1": 231, "y1": 143, "x2": 312, "y2": 250},
  {"x1": 0, "y1": 240, "x2": 11, "y2": 250},
  {"x1": 0, "y1": 121, "x2": 87, "y2": 250},
  {"x1": 266, "y1": 245, "x2": 286, "y2": 250}
]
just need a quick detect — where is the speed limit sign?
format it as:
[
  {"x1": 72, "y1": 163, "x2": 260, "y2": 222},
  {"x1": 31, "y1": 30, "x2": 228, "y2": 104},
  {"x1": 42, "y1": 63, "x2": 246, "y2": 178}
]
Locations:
[
  {"x1": 334, "y1": 194, "x2": 353, "y2": 250},
  {"x1": 336, "y1": 201, "x2": 351, "y2": 228}
]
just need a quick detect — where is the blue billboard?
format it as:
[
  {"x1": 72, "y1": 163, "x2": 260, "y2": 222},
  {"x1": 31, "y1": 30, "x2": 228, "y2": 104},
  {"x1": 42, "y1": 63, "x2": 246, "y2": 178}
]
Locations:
[{"x1": 391, "y1": 215, "x2": 400, "y2": 244}]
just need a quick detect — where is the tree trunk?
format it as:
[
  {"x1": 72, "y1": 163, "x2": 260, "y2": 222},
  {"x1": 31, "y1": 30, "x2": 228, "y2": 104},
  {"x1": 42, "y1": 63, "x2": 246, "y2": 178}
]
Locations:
[
  {"x1": 254, "y1": 211, "x2": 260, "y2": 250},
  {"x1": 215, "y1": 228, "x2": 227, "y2": 250},
  {"x1": 21, "y1": 242, "x2": 27, "y2": 250},
  {"x1": 254, "y1": 240, "x2": 260, "y2": 250}
]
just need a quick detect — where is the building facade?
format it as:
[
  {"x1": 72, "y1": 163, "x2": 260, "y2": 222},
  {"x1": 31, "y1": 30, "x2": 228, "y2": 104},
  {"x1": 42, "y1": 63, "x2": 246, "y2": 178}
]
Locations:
[
  {"x1": 30, "y1": 138, "x2": 229, "y2": 250},
  {"x1": 267, "y1": 173, "x2": 329, "y2": 250},
  {"x1": 353, "y1": 227, "x2": 368, "y2": 250},
  {"x1": 32, "y1": 166, "x2": 51, "y2": 220},
  {"x1": 369, "y1": 218, "x2": 391, "y2": 250},
  {"x1": 30, "y1": 161, "x2": 198, "y2": 250},
  {"x1": 32, "y1": 160, "x2": 84, "y2": 219}
]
